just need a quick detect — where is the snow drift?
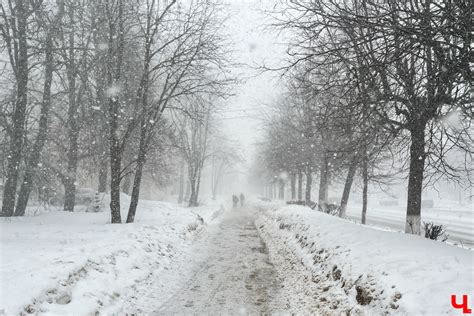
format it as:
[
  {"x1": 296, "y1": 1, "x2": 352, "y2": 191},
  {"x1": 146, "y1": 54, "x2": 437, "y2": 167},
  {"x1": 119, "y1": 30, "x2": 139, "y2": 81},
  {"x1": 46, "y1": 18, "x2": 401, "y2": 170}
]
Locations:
[
  {"x1": 0, "y1": 195, "x2": 225, "y2": 315},
  {"x1": 256, "y1": 203, "x2": 473, "y2": 315}
]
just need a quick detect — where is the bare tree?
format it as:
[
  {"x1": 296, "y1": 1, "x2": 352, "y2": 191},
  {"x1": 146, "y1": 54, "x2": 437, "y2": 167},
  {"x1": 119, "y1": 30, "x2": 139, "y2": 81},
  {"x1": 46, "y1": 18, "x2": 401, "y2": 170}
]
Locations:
[
  {"x1": 14, "y1": 1, "x2": 66, "y2": 216},
  {"x1": 172, "y1": 98, "x2": 214, "y2": 207},
  {"x1": 269, "y1": 0, "x2": 472, "y2": 234},
  {"x1": 125, "y1": 0, "x2": 233, "y2": 222},
  {"x1": 0, "y1": 0, "x2": 30, "y2": 216},
  {"x1": 210, "y1": 138, "x2": 240, "y2": 200}
]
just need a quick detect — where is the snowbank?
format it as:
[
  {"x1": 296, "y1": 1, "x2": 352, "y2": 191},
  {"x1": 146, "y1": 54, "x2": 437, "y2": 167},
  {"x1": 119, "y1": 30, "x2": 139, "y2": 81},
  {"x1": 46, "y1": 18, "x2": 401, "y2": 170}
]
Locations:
[
  {"x1": 0, "y1": 195, "x2": 225, "y2": 315},
  {"x1": 256, "y1": 204, "x2": 474, "y2": 315}
]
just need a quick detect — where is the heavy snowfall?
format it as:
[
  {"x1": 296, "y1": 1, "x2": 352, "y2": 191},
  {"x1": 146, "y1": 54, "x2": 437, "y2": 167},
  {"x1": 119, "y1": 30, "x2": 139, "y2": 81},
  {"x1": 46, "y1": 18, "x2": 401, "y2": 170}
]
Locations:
[{"x1": 0, "y1": 0, "x2": 472, "y2": 315}]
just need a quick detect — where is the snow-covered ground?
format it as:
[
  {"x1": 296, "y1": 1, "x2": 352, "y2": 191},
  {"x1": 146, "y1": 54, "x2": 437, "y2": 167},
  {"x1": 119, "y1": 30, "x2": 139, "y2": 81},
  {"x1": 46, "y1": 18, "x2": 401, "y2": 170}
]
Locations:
[
  {"x1": 346, "y1": 200, "x2": 474, "y2": 247},
  {"x1": 256, "y1": 203, "x2": 474, "y2": 315},
  {"x1": 2, "y1": 196, "x2": 472, "y2": 315},
  {"x1": 0, "y1": 194, "x2": 225, "y2": 315},
  {"x1": 130, "y1": 206, "x2": 284, "y2": 314}
]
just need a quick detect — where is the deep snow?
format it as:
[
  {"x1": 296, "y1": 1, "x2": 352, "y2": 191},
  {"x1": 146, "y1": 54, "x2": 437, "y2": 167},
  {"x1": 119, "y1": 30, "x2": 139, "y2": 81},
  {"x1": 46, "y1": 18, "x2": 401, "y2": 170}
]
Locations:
[
  {"x1": 2, "y1": 197, "x2": 473, "y2": 315},
  {"x1": 0, "y1": 195, "x2": 224, "y2": 315},
  {"x1": 256, "y1": 202, "x2": 474, "y2": 315}
]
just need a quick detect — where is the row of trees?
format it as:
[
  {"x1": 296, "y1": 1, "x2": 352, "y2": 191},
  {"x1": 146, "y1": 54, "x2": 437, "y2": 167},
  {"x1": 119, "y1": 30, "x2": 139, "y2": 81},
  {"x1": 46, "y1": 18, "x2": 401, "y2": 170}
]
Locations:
[
  {"x1": 254, "y1": 0, "x2": 472, "y2": 235},
  {"x1": 0, "y1": 0, "x2": 234, "y2": 222}
]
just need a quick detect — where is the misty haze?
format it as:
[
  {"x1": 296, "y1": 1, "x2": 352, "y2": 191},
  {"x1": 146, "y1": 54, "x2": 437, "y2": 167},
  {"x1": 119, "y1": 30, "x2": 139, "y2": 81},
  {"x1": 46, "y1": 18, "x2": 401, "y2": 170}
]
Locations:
[{"x1": 0, "y1": 0, "x2": 472, "y2": 315}]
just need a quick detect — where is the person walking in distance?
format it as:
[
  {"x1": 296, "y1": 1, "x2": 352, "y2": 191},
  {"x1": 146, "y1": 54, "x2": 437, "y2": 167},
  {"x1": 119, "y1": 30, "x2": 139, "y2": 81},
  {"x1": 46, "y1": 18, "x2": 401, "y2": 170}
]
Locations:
[
  {"x1": 239, "y1": 193, "x2": 245, "y2": 207},
  {"x1": 232, "y1": 195, "x2": 239, "y2": 208}
]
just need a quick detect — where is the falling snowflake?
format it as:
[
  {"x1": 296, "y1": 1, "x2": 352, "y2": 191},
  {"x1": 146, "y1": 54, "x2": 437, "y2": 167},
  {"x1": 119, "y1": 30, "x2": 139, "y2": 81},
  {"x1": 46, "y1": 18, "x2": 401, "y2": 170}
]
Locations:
[{"x1": 105, "y1": 84, "x2": 121, "y2": 97}]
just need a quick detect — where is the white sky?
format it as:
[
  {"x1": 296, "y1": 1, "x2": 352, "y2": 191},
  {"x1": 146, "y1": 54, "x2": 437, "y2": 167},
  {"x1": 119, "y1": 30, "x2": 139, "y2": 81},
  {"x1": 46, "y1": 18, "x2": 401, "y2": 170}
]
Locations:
[{"x1": 218, "y1": 0, "x2": 286, "y2": 164}]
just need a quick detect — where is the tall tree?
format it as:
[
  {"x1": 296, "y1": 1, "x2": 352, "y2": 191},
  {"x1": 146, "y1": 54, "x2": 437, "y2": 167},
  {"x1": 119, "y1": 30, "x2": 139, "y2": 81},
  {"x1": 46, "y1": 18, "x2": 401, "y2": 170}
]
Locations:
[
  {"x1": 1, "y1": 0, "x2": 30, "y2": 216},
  {"x1": 14, "y1": 1, "x2": 66, "y2": 216},
  {"x1": 270, "y1": 0, "x2": 472, "y2": 234}
]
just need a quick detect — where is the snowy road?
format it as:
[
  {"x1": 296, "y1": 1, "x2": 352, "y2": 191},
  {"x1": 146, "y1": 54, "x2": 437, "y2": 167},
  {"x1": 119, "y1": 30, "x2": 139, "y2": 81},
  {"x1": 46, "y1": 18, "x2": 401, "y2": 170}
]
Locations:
[
  {"x1": 157, "y1": 207, "x2": 281, "y2": 314},
  {"x1": 345, "y1": 203, "x2": 474, "y2": 247}
]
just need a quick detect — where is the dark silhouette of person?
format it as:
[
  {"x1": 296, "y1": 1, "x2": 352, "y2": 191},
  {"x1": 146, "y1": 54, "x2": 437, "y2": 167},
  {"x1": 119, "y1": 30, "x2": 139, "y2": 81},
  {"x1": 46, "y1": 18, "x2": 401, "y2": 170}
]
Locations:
[
  {"x1": 239, "y1": 193, "x2": 245, "y2": 207},
  {"x1": 232, "y1": 195, "x2": 239, "y2": 208}
]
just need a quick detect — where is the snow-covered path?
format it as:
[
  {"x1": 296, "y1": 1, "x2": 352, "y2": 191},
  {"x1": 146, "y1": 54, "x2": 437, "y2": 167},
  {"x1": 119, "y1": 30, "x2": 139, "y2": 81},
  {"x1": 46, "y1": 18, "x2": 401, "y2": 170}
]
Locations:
[{"x1": 156, "y1": 206, "x2": 282, "y2": 314}]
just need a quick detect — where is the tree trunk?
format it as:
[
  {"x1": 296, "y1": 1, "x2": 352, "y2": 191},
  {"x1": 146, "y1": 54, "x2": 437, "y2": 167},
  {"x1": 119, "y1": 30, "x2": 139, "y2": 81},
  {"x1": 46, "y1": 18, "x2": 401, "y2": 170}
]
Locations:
[
  {"x1": 15, "y1": 3, "x2": 64, "y2": 216},
  {"x1": 405, "y1": 126, "x2": 426, "y2": 235},
  {"x1": 188, "y1": 164, "x2": 198, "y2": 207},
  {"x1": 1, "y1": 0, "x2": 29, "y2": 216},
  {"x1": 361, "y1": 150, "x2": 368, "y2": 225},
  {"x1": 107, "y1": 0, "x2": 125, "y2": 224},
  {"x1": 63, "y1": 130, "x2": 79, "y2": 212},
  {"x1": 63, "y1": 5, "x2": 80, "y2": 213},
  {"x1": 297, "y1": 171, "x2": 303, "y2": 201},
  {"x1": 125, "y1": 14, "x2": 157, "y2": 223},
  {"x1": 178, "y1": 160, "x2": 185, "y2": 203},
  {"x1": 195, "y1": 172, "x2": 202, "y2": 205},
  {"x1": 109, "y1": 94, "x2": 122, "y2": 223},
  {"x1": 318, "y1": 157, "x2": 329, "y2": 212},
  {"x1": 109, "y1": 141, "x2": 122, "y2": 223},
  {"x1": 184, "y1": 179, "x2": 190, "y2": 201},
  {"x1": 188, "y1": 178, "x2": 197, "y2": 207},
  {"x1": 63, "y1": 178, "x2": 76, "y2": 212},
  {"x1": 126, "y1": 165, "x2": 143, "y2": 223},
  {"x1": 210, "y1": 156, "x2": 216, "y2": 200},
  {"x1": 94, "y1": 24, "x2": 108, "y2": 195},
  {"x1": 126, "y1": 132, "x2": 146, "y2": 223},
  {"x1": 278, "y1": 180, "x2": 285, "y2": 200},
  {"x1": 305, "y1": 168, "x2": 312, "y2": 205},
  {"x1": 339, "y1": 158, "x2": 357, "y2": 218},
  {"x1": 98, "y1": 158, "x2": 108, "y2": 192},
  {"x1": 290, "y1": 173, "x2": 296, "y2": 200}
]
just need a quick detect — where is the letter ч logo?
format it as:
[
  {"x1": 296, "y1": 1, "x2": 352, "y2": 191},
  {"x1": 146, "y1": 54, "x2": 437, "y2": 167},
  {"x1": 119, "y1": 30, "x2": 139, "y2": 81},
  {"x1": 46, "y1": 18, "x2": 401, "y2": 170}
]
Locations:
[{"x1": 451, "y1": 295, "x2": 472, "y2": 314}]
